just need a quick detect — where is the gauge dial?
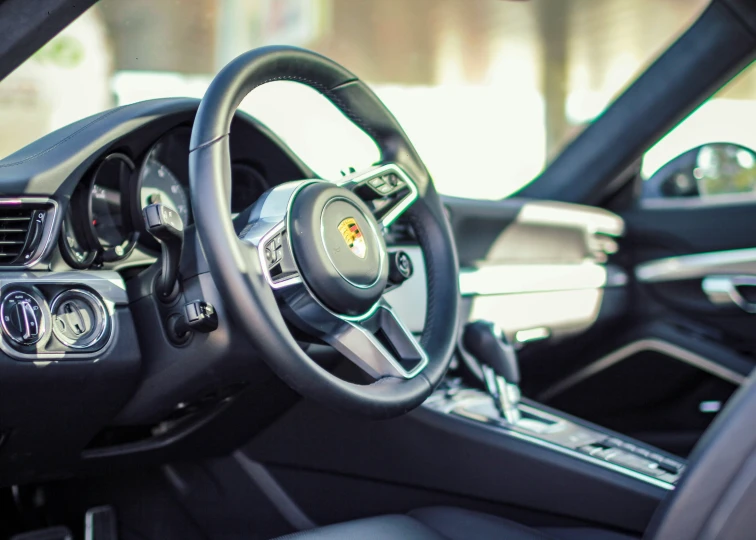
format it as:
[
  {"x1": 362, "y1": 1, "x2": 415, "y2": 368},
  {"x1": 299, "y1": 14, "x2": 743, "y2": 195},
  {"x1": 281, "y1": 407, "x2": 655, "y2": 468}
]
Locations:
[
  {"x1": 88, "y1": 153, "x2": 135, "y2": 254},
  {"x1": 139, "y1": 157, "x2": 190, "y2": 226}
]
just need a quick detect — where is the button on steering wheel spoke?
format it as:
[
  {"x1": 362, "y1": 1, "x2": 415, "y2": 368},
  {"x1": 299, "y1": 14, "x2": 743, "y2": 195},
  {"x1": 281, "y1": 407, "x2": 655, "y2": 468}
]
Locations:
[
  {"x1": 340, "y1": 164, "x2": 419, "y2": 229},
  {"x1": 237, "y1": 181, "x2": 313, "y2": 290}
]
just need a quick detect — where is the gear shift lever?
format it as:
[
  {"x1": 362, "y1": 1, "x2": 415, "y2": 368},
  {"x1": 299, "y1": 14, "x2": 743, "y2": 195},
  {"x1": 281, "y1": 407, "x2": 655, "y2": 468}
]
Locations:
[{"x1": 463, "y1": 321, "x2": 521, "y2": 424}]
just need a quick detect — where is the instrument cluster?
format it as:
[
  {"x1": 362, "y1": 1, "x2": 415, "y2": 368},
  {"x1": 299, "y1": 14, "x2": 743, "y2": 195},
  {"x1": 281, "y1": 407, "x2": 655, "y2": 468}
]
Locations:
[{"x1": 59, "y1": 126, "x2": 270, "y2": 268}]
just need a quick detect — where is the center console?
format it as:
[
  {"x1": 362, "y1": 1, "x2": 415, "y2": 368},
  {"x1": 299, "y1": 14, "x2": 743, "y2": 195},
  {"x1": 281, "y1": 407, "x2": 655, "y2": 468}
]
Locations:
[
  {"x1": 425, "y1": 386, "x2": 684, "y2": 490},
  {"x1": 439, "y1": 319, "x2": 687, "y2": 492}
]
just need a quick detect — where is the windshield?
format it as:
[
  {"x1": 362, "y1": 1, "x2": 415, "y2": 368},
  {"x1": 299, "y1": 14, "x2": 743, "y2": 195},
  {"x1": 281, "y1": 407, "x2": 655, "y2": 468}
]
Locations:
[{"x1": 0, "y1": 0, "x2": 707, "y2": 199}]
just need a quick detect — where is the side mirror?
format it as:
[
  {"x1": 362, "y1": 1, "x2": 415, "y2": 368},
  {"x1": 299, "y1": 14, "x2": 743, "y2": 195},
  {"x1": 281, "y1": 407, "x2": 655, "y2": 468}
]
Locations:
[{"x1": 646, "y1": 143, "x2": 756, "y2": 199}]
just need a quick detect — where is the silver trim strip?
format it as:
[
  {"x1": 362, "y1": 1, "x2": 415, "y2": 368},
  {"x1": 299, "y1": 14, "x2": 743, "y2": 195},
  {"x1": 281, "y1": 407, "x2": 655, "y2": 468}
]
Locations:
[
  {"x1": 538, "y1": 338, "x2": 746, "y2": 402},
  {"x1": 636, "y1": 248, "x2": 756, "y2": 283}
]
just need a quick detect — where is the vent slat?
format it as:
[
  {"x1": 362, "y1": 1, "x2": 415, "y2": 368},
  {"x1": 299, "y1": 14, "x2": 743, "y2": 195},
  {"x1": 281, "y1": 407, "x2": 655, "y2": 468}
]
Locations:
[{"x1": 0, "y1": 207, "x2": 35, "y2": 265}]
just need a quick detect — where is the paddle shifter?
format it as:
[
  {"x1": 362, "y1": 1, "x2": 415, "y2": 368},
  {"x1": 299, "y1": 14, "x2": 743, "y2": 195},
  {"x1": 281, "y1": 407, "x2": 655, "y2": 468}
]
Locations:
[{"x1": 463, "y1": 320, "x2": 521, "y2": 424}]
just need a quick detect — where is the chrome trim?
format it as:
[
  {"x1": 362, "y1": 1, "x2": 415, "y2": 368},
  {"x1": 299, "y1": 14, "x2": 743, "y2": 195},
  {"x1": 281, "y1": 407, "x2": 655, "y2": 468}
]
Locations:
[
  {"x1": 538, "y1": 338, "x2": 746, "y2": 402},
  {"x1": 339, "y1": 163, "x2": 419, "y2": 228},
  {"x1": 319, "y1": 196, "x2": 386, "y2": 289},
  {"x1": 256, "y1": 220, "x2": 302, "y2": 290},
  {"x1": 49, "y1": 289, "x2": 109, "y2": 349},
  {"x1": 636, "y1": 248, "x2": 756, "y2": 283},
  {"x1": 0, "y1": 271, "x2": 124, "y2": 360},
  {"x1": 702, "y1": 275, "x2": 756, "y2": 313},
  {"x1": 459, "y1": 262, "x2": 620, "y2": 297},
  {"x1": 640, "y1": 192, "x2": 756, "y2": 210},
  {"x1": 0, "y1": 197, "x2": 59, "y2": 269},
  {"x1": 239, "y1": 180, "x2": 314, "y2": 290},
  {"x1": 0, "y1": 291, "x2": 45, "y2": 346}
]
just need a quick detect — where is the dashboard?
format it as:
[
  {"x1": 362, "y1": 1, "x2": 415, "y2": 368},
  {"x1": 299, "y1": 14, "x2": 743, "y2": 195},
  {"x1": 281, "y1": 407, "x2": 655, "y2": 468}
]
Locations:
[{"x1": 0, "y1": 99, "x2": 320, "y2": 486}]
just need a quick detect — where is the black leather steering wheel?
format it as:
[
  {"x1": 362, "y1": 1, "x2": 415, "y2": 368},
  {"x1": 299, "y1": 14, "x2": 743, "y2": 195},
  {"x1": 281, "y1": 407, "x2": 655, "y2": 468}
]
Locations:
[{"x1": 188, "y1": 46, "x2": 459, "y2": 418}]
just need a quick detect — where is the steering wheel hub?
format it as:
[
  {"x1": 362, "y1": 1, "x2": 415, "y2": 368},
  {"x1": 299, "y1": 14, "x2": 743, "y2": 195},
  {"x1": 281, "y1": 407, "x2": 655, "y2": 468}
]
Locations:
[{"x1": 290, "y1": 183, "x2": 388, "y2": 316}]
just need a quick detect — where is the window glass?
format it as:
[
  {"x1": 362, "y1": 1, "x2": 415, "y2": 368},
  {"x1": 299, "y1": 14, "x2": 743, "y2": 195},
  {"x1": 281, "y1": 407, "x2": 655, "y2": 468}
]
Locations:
[
  {"x1": 0, "y1": 0, "x2": 707, "y2": 199},
  {"x1": 643, "y1": 60, "x2": 756, "y2": 185}
]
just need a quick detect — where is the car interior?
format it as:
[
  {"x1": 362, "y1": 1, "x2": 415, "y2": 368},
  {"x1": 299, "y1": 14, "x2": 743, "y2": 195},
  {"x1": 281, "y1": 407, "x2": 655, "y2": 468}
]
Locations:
[{"x1": 2, "y1": 0, "x2": 756, "y2": 539}]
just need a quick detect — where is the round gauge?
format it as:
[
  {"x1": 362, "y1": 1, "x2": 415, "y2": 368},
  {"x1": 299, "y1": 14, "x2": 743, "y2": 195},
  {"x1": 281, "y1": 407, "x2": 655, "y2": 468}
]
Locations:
[
  {"x1": 65, "y1": 153, "x2": 138, "y2": 268},
  {"x1": 59, "y1": 204, "x2": 96, "y2": 269},
  {"x1": 140, "y1": 155, "x2": 191, "y2": 226}
]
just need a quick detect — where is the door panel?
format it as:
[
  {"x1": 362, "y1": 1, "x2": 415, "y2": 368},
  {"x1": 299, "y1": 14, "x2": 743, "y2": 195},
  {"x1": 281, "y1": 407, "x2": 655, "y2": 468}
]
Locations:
[{"x1": 443, "y1": 194, "x2": 754, "y2": 457}]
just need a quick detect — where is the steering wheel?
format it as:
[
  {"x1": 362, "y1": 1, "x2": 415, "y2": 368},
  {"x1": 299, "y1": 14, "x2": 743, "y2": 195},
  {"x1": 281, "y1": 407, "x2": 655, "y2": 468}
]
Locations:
[{"x1": 188, "y1": 46, "x2": 459, "y2": 418}]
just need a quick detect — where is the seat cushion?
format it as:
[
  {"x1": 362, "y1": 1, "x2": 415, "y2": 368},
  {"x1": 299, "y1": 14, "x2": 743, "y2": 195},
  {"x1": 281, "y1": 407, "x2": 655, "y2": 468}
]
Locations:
[
  {"x1": 272, "y1": 514, "x2": 446, "y2": 539},
  {"x1": 409, "y1": 507, "x2": 552, "y2": 539},
  {"x1": 271, "y1": 506, "x2": 639, "y2": 539},
  {"x1": 272, "y1": 507, "x2": 551, "y2": 539}
]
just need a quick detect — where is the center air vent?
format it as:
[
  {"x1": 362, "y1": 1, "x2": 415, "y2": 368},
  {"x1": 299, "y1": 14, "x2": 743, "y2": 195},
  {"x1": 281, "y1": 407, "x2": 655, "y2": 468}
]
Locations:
[{"x1": 0, "y1": 200, "x2": 56, "y2": 266}]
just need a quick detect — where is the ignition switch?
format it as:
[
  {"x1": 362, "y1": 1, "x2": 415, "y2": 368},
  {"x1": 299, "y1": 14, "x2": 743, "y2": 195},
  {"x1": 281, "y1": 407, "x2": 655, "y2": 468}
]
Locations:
[{"x1": 50, "y1": 289, "x2": 108, "y2": 349}]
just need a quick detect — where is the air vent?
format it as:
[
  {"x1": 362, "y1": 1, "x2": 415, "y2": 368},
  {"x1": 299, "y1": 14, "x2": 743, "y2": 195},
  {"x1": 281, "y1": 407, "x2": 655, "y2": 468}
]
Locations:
[{"x1": 0, "y1": 200, "x2": 56, "y2": 266}]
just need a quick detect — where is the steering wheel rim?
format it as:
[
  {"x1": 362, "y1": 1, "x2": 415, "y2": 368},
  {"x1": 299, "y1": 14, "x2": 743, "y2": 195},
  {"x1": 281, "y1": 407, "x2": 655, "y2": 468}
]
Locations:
[{"x1": 188, "y1": 46, "x2": 459, "y2": 418}]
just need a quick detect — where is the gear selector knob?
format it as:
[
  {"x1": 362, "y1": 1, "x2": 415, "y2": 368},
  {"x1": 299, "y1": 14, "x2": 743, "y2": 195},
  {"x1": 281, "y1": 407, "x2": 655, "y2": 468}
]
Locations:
[
  {"x1": 463, "y1": 320, "x2": 521, "y2": 424},
  {"x1": 463, "y1": 320, "x2": 520, "y2": 384}
]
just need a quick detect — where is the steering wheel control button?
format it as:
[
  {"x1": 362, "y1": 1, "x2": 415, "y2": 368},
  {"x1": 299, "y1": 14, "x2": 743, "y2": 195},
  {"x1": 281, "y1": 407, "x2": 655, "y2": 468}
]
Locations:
[
  {"x1": 50, "y1": 289, "x2": 108, "y2": 350},
  {"x1": 388, "y1": 251, "x2": 414, "y2": 285},
  {"x1": 290, "y1": 183, "x2": 389, "y2": 315},
  {"x1": 1, "y1": 290, "x2": 46, "y2": 346}
]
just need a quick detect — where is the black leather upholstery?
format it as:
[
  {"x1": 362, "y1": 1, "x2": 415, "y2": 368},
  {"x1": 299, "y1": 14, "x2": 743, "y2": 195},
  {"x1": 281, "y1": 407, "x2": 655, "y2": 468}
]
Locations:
[
  {"x1": 271, "y1": 507, "x2": 639, "y2": 540},
  {"x1": 644, "y1": 369, "x2": 756, "y2": 539}
]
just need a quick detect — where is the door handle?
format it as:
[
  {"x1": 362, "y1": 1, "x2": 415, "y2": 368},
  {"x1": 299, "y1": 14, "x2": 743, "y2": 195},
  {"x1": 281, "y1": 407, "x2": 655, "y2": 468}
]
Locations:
[{"x1": 702, "y1": 275, "x2": 756, "y2": 313}]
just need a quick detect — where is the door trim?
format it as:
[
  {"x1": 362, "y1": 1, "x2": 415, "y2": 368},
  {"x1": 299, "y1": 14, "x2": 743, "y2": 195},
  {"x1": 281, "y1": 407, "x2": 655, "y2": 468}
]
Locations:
[{"x1": 538, "y1": 338, "x2": 746, "y2": 402}]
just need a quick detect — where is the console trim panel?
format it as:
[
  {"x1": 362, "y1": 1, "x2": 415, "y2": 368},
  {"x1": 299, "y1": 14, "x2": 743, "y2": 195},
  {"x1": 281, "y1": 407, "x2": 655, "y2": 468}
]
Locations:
[{"x1": 426, "y1": 391, "x2": 677, "y2": 491}]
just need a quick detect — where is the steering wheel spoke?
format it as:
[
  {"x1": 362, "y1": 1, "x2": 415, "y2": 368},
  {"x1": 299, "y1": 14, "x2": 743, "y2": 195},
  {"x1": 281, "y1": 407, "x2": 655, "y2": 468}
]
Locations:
[
  {"x1": 281, "y1": 291, "x2": 427, "y2": 379},
  {"x1": 237, "y1": 182, "x2": 312, "y2": 289},
  {"x1": 340, "y1": 164, "x2": 419, "y2": 228}
]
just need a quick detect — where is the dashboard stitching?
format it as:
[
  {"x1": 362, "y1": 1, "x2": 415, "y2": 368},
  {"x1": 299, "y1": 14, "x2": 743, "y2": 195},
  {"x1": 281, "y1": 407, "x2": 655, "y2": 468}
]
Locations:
[{"x1": 0, "y1": 107, "x2": 125, "y2": 168}]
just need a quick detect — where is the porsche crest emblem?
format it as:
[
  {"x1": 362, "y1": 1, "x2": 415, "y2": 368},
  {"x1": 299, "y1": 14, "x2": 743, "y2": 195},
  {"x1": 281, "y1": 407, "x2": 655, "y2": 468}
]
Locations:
[{"x1": 338, "y1": 217, "x2": 367, "y2": 259}]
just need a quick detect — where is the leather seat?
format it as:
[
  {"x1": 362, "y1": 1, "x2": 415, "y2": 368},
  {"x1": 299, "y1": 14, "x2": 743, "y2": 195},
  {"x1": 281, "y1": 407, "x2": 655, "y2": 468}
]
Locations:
[
  {"x1": 272, "y1": 506, "x2": 637, "y2": 539},
  {"x1": 274, "y1": 371, "x2": 756, "y2": 539}
]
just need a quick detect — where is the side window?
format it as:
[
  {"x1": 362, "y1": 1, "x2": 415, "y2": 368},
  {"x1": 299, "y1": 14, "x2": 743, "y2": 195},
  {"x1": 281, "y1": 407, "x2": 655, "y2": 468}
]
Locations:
[{"x1": 641, "y1": 61, "x2": 756, "y2": 201}]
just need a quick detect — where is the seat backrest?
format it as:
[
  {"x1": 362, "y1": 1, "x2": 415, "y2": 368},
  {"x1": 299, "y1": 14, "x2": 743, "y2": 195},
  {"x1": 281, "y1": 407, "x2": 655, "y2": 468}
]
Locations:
[{"x1": 645, "y1": 369, "x2": 756, "y2": 539}]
